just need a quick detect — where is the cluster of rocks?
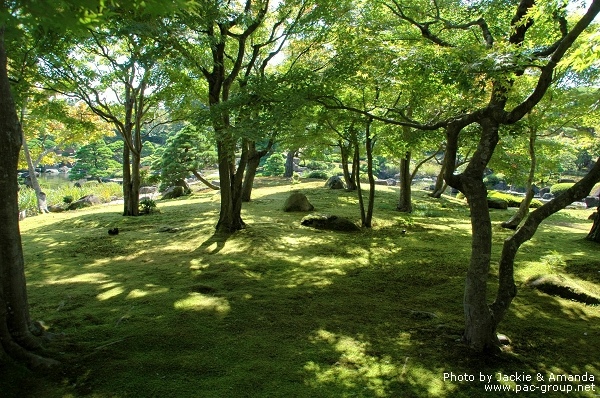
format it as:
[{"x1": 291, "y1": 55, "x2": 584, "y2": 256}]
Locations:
[{"x1": 282, "y1": 190, "x2": 360, "y2": 232}]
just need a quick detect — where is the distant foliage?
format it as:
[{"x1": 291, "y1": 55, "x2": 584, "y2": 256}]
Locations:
[
  {"x1": 70, "y1": 140, "x2": 120, "y2": 181},
  {"x1": 305, "y1": 170, "x2": 329, "y2": 179},
  {"x1": 262, "y1": 153, "x2": 286, "y2": 176}
]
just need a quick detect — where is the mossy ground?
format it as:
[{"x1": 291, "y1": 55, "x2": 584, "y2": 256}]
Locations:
[{"x1": 4, "y1": 178, "x2": 599, "y2": 397}]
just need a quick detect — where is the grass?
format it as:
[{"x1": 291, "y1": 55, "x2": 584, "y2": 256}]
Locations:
[{"x1": 4, "y1": 178, "x2": 599, "y2": 397}]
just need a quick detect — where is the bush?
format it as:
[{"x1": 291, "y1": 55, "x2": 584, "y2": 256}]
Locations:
[
  {"x1": 262, "y1": 153, "x2": 286, "y2": 176},
  {"x1": 63, "y1": 196, "x2": 74, "y2": 204},
  {"x1": 550, "y1": 183, "x2": 575, "y2": 197},
  {"x1": 306, "y1": 170, "x2": 329, "y2": 179},
  {"x1": 304, "y1": 160, "x2": 330, "y2": 171},
  {"x1": 139, "y1": 198, "x2": 158, "y2": 215}
]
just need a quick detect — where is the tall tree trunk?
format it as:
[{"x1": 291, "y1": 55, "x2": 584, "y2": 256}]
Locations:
[
  {"x1": 355, "y1": 118, "x2": 375, "y2": 228},
  {"x1": 216, "y1": 135, "x2": 248, "y2": 233},
  {"x1": 502, "y1": 124, "x2": 537, "y2": 229},
  {"x1": 0, "y1": 25, "x2": 58, "y2": 368},
  {"x1": 339, "y1": 140, "x2": 357, "y2": 191},
  {"x1": 445, "y1": 120, "x2": 502, "y2": 352},
  {"x1": 284, "y1": 149, "x2": 295, "y2": 178},
  {"x1": 397, "y1": 151, "x2": 412, "y2": 212},
  {"x1": 20, "y1": 98, "x2": 49, "y2": 214}
]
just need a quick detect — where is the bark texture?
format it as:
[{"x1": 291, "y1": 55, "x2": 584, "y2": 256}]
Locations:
[{"x1": 0, "y1": 25, "x2": 58, "y2": 368}]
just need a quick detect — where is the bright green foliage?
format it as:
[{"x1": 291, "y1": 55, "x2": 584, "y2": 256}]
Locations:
[
  {"x1": 139, "y1": 198, "x2": 158, "y2": 215},
  {"x1": 262, "y1": 153, "x2": 286, "y2": 177},
  {"x1": 488, "y1": 191, "x2": 543, "y2": 208},
  {"x1": 158, "y1": 125, "x2": 217, "y2": 191},
  {"x1": 550, "y1": 183, "x2": 577, "y2": 197},
  {"x1": 69, "y1": 140, "x2": 118, "y2": 181}
]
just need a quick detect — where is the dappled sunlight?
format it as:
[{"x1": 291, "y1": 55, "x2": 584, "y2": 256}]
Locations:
[
  {"x1": 126, "y1": 285, "x2": 170, "y2": 299},
  {"x1": 97, "y1": 286, "x2": 126, "y2": 301},
  {"x1": 304, "y1": 329, "x2": 453, "y2": 397},
  {"x1": 46, "y1": 272, "x2": 111, "y2": 285},
  {"x1": 174, "y1": 292, "x2": 231, "y2": 315},
  {"x1": 305, "y1": 329, "x2": 402, "y2": 396}
]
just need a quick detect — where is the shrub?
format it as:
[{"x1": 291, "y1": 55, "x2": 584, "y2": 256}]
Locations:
[
  {"x1": 63, "y1": 196, "x2": 74, "y2": 204},
  {"x1": 304, "y1": 160, "x2": 329, "y2": 171},
  {"x1": 139, "y1": 198, "x2": 158, "y2": 215},
  {"x1": 306, "y1": 170, "x2": 329, "y2": 179},
  {"x1": 262, "y1": 153, "x2": 286, "y2": 176},
  {"x1": 550, "y1": 183, "x2": 575, "y2": 197}
]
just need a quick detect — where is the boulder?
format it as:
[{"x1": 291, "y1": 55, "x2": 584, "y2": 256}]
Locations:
[
  {"x1": 67, "y1": 195, "x2": 102, "y2": 210},
  {"x1": 542, "y1": 193, "x2": 554, "y2": 200},
  {"x1": 539, "y1": 187, "x2": 551, "y2": 196},
  {"x1": 526, "y1": 275, "x2": 600, "y2": 305},
  {"x1": 161, "y1": 186, "x2": 186, "y2": 200},
  {"x1": 487, "y1": 197, "x2": 508, "y2": 210},
  {"x1": 48, "y1": 204, "x2": 65, "y2": 213},
  {"x1": 584, "y1": 196, "x2": 599, "y2": 209},
  {"x1": 283, "y1": 192, "x2": 314, "y2": 212},
  {"x1": 324, "y1": 175, "x2": 345, "y2": 190},
  {"x1": 140, "y1": 186, "x2": 158, "y2": 195},
  {"x1": 300, "y1": 214, "x2": 360, "y2": 232}
]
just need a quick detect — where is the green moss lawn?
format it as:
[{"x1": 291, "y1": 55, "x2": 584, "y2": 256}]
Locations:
[{"x1": 5, "y1": 179, "x2": 599, "y2": 397}]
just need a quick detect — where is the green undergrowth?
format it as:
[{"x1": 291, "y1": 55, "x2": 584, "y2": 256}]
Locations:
[{"x1": 5, "y1": 179, "x2": 599, "y2": 397}]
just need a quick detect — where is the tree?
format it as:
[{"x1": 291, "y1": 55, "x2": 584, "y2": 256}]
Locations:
[
  {"x1": 40, "y1": 10, "x2": 176, "y2": 216},
  {"x1": 158, "y1": 124, "x2": 219, "y2": 191},
  {"x1": 69, "y1": 140, "x2": 118, "y2": 181},
  {"x1": 319, "y1": 0, "x2": 600, "y2": 351}
]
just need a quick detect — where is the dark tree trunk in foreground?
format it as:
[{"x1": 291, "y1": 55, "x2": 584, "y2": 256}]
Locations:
[
  {"x1": 397, "y1": 151, "x2": 412, "y2": 212},
  {"x1": 0, "y1": 25, "x2": 58, "y2": 368}
]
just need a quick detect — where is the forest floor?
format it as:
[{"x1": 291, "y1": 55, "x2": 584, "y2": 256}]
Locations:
[{"x1": 5, "y1": 178, "x2": 600, "y2": 397}]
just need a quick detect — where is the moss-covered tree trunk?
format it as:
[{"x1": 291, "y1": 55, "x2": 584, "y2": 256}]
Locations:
[{"x1": 242, "y1": 140, "x2": 274, "y2": 202}]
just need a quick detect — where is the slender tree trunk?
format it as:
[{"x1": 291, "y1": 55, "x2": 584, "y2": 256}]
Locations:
[
  {"x1": 191, "y1": 170, "x2": 220, "y2": 190},
  {"x1": 242, "y1": 151, "x2": 260, "y2": 202},
  {"x1": 365, "y1": 122, "x2": 375, "y2": 227},
  {"x1": 284, "y1": 149, "x2": 295, "y2": 178},
  {"x1": 355, "y1": 118, "x2": 375, "y2": 228},
  {"x1": 397, "y1": 151, "x2": 412, "y2": 212},
  {"x1": 242, "y1": 139, "x2": 274, "y2": 202},
  {"x1": 0, "y1": 25, "x2": 58, "y2": 368},
  {"x1": 429, "y1": 162, "x2": 448, "y2": 198},
  {"x1": 502, "y1": 124, "x2": 537, "y2": 229},
  {"x1": 20, "y1": 98, "x2": 49, "y2": 214},
  {"x1": 354, "y1": 140, "x2": 366, "y2": 226},
  {"x1": 340, "y1": 140, "x2": 357, "y2": 191}
]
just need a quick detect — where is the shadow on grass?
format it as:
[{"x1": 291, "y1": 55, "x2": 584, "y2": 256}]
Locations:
[{"x1": 8, "y1": 182, "x2": 599, "y2": 398}]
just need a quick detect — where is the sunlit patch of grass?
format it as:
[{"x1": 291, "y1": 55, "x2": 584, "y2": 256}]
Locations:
[{"x1": 10, "y1": 179, "x2": 600, "y2": 397}]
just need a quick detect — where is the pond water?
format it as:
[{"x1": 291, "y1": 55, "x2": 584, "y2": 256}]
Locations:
[{"x1": 36, "y1": 173, "x2": 73, "y2": 189}]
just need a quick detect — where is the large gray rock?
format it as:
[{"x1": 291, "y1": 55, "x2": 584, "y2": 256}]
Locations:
[
  {"x1": 67, "y1": 195, "x2": 102, "y2": 210},
  {"x1": 283, "y1": 192, "x2": 314, "y2": 212},
  {"x1": 324, "y1": 175, "x2": 345, "y2": 190},
  {"x1": 584, "y1": 196, "x2": 599, "y2": 209},
  {"x1": 161, "y1": 186, "x2": 186, "y2": 200},
  {"x1": 140, "y1": 186, "x2": 158, "y2": 195},
  {"x1": 301, "y1": 214, "x2": 360, "y2": 232}
]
